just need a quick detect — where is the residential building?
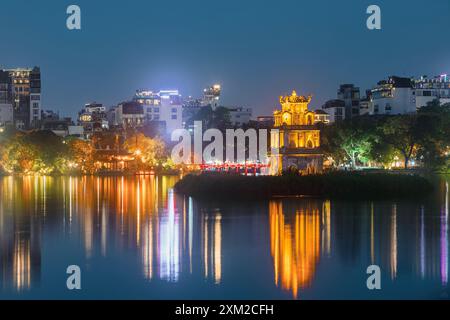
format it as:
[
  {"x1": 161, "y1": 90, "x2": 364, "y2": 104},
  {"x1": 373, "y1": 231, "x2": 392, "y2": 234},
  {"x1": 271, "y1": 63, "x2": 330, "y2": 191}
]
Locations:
[
  {"x1": 41, "y1": 109, "x2": 60, "y2": 121},
  {"x1": 256, "y1": 116, "x2": 274, "y2": 128},
  {"x1": 270, "y1": 90, "x2": 323, "y2": 175},
  {"x1": 413, "y1": 74, "x2": 450, "y2": 109},
  {"x1": 227, "y1": 106, "x2": 252, "y2": 127},
  {"x1": 322, "y1": 99, "x2": 345, "y2": 123},
  {"x1": 109, "y1": 101, "x2": 145, "y2": 129},
  {"x1": 202, "y1": 84, "x2": 221, "y2": 109},
  {"x1": 337, "y1": 84, "x2": 360, "y2": 118},
  {"x1": 78, "y1": 102, "x2": 109, "y2": 138},
  {"x1": 3, "y1": 67, "x2": 41, "y2": 129},
  {"x1": 370, "y1": 76, "x2": 415, "y2": 115},
  {"x1": 314, "y1": 109, "x2": 330, "y2": 124},
  {"x1": 0, "y1": 71, "x2": 13, "y2": 130},
  {"x1": 68, "y1": 125, "x2": 84, "y2": 138},
  {"x1": 359, "y1": 90, "x2": 372, "y2": 115},
  {"x1": 41, "y1": 117, "x2": 73, "y2": 137},
  {"x1": 0, "y1": 103, "x2": 13, "y2": 129},
  {"x1": 134, "y1": 89, "x2": 183, "y2": 134}
]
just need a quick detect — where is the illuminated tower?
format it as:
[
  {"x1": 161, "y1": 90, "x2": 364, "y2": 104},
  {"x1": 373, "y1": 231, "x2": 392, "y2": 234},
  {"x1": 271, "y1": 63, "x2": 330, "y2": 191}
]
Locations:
[{"x1": 270, "y1": 90, "x2": 323, "y2": 175}]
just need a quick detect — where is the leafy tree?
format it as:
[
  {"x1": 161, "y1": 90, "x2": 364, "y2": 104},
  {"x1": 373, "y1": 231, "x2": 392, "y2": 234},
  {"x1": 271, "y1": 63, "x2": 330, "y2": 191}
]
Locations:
[
  {"x1": 382, "y1": 115, "x2": 422, "y2": 169},
  {"x1": 322, "y1": 121, "x2": 373, "y2": 168},
  {"x1": 415, "y1": 101, "x2": 450, "y2": 170},
  {"x1": 190, "y1": 105, "x2": 232, "y2": 130},
  {"x1": 124, "y1": 133, "x2": 167, "y2": 168},
  {"x1": 67, "y1": 139, "x2": 95, "y2": 174}
]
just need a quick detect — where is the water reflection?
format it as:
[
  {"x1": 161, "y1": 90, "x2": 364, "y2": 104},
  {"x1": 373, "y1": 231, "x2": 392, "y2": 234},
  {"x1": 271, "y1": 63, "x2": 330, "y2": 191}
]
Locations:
[
  {"x1": 0, "y1": 176, "x2": 223, "y2": 292},
  {"x1": 268, "y1": 178, "x2": 450, "y2": 298},
  {"x1": 269, "y1": 200, "x2": 325, "y2": 298},
  {"x1": 0, "y1": 175, "x2": 449, "y2": 299}
]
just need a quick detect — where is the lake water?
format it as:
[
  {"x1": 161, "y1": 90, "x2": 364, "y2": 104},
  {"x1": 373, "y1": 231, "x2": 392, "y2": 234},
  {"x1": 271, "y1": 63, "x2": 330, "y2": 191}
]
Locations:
[{"x1": 0, "y1": 175, "x2": 449, "y2": 299}]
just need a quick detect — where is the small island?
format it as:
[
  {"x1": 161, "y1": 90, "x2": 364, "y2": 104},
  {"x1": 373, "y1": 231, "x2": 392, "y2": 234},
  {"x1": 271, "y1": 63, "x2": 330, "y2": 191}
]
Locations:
[{"x1": 174, "y1": 172, "x2": 434, "y2": 200}]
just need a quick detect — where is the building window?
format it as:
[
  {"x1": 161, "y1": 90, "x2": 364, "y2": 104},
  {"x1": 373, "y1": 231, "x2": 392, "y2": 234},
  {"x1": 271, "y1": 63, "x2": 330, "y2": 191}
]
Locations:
[
  {"x1": 171, "y1": 115, "x2": 177, "y2": 120},
  {"x1": 171, "y1": 108, "x2": 177, "y2": 113},
  {"x1": 154, "y1": 108, "x2": 159, "y2": 113},
  {"x1": 154, "y1": 115, "x2": 160, "y2": 120}
]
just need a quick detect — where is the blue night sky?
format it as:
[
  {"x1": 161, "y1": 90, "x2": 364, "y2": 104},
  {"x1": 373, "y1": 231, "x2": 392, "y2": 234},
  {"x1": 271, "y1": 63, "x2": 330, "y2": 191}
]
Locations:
[{"x1": 1, "y1": 0, "x2": 449, "y2": 119}]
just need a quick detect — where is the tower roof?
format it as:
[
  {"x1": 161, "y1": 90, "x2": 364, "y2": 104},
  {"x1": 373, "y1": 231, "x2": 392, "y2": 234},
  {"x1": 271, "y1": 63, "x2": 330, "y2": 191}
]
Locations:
[{"x1": 279, "y1": 90, "x2": 312, "y2": 104}]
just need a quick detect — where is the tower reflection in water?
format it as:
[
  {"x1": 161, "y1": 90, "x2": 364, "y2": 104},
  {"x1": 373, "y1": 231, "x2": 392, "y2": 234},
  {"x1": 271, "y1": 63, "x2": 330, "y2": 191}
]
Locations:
[
  {"x1": 269, "y1": 184, "x2": 450, "y2": 298},
  {"x1": 269, "y1": 199, "x2": 330, "y2": 298},
  {"x1": 0, "y1": 176, "x2": 222, "y2": 291}
]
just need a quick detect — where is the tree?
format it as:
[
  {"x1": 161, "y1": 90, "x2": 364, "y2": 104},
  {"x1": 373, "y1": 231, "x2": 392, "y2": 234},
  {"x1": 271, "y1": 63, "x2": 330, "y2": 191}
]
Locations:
[
  {"x1": 67, "y1": 138, "x2": 95, "y2": 174},
  {"x1": 415, "y1": 101, "x2": 450, "y2": 170},
  {"x1": 322, "y1": 121, "x2": 373, "y2": 168},
  {"x1": 339, "y1": 126, "x2": 372, "y2": 168},
  {"x1": 190, "y1": 105, "x2": 232, "y2": 130},
  {"x1": 382, "y1": 115, "x2": 421, "y2": 169},
  {"x1": 124, "y1": 133, "x2": 167, "y2": 168},
  {"x1": 0, "y1": 130, "x2": 68, "y2": 174},
  {"x1": 0, "y1": 135, "x2": 39, "y2": 173},
  {"x1": 321, "y1": 124, "x2": 347, "y2": 166}
]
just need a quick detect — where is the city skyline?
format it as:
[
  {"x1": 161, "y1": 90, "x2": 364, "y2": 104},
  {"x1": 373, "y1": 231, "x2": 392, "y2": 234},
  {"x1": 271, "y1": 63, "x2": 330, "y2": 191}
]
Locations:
[{"x1": 1, "y1": 0, "x2": 450, "y2": 120}]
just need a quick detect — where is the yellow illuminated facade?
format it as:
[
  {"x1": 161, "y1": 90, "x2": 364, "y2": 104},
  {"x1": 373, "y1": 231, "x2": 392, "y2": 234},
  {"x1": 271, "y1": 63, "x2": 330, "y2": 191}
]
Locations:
[
  {"x1": 271, "y1": 90, "x2": 323, "y2": 174},
  {"x1": 269, "y1": 200, "x2": 329, "y2": 298}
]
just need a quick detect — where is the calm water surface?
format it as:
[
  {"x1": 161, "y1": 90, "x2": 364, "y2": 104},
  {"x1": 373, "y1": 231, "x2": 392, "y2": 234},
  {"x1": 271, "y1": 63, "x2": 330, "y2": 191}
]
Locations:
[{"x1": 0, "y1": 175, "x2": 449, "y2": 299}]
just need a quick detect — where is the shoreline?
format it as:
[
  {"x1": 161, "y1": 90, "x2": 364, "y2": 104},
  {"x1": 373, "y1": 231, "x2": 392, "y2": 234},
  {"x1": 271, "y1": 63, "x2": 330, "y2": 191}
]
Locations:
[
  {"x1": 174, "y1": 172, "x2": 435, "y2": 200},
  {"x1": 0, "y1": 171, "x2": 181, "y2": 177}
]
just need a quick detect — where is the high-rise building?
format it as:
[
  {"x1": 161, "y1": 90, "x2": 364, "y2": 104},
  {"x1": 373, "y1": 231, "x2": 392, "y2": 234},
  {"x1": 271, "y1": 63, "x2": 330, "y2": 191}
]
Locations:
[
  {"x1": 337, "y1": 84, "x2": 360, "y2": 118},
  {"x1": 4, "y1": 67, "x2": 42, "y2": 129}
]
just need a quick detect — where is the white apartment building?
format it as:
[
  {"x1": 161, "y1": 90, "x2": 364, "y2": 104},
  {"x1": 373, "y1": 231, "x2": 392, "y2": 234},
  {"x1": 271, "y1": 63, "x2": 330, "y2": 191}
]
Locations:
[
  {"x1": 134, "y1": 89, "x2": 183, "y2": 134},
  {"x1": 322, "y1": 99, "x2": 345, "y2": 123},
  {"x1": 413, "y1": 74, "x2": 450, "y2": 108},
  {"x1": 370, "y1": 76, "x2": 416, "y2": 115}
]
